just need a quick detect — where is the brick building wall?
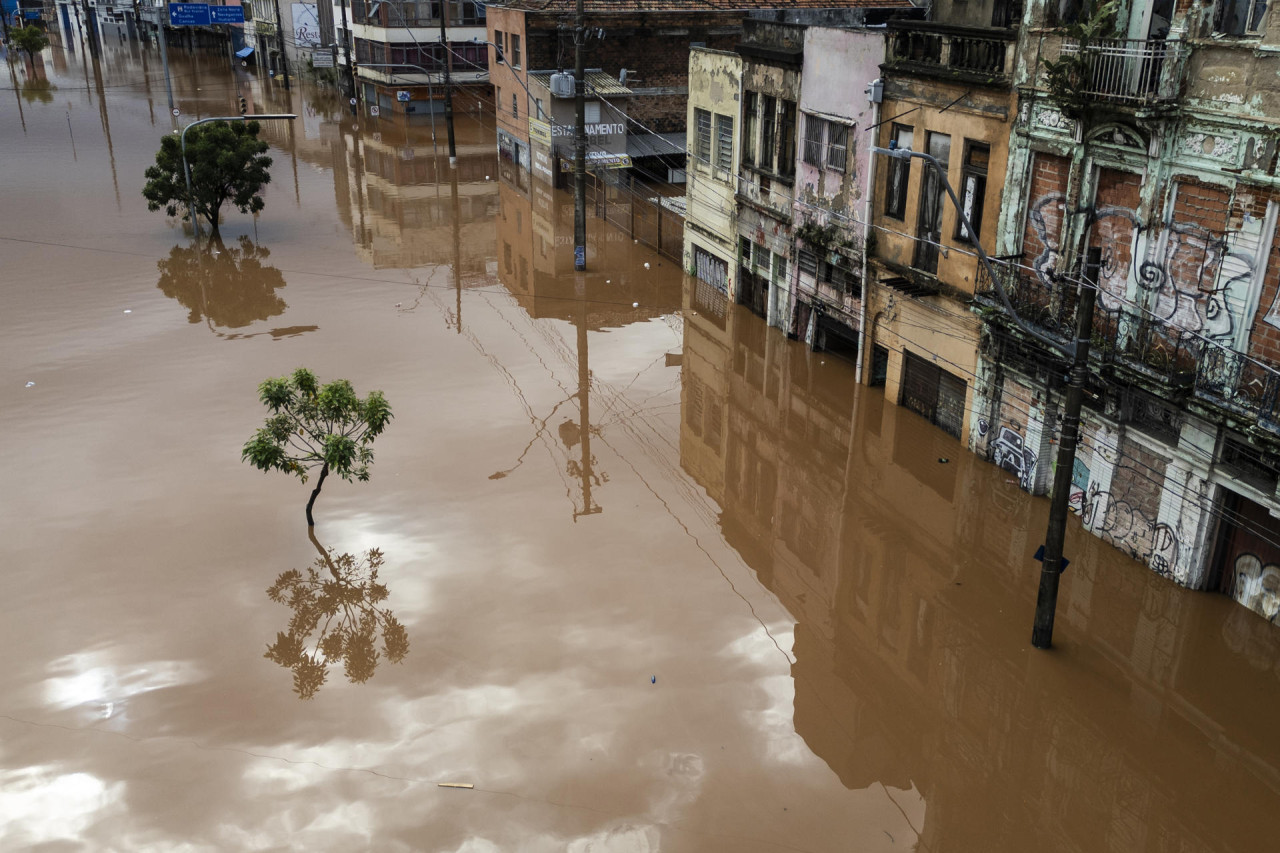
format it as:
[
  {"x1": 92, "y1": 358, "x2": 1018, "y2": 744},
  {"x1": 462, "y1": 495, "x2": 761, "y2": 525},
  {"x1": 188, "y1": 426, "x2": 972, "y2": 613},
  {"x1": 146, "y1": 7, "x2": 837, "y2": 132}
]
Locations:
[{"x1": 1021, "y1": 152, "x2": 1070, "y2": 271}]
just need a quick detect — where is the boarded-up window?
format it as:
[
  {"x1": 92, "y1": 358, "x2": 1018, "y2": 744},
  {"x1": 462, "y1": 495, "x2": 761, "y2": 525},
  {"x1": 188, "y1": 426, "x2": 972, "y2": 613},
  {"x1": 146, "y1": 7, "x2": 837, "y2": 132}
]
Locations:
[{"x1": 715, "y1": 114, "x2": 734, "y2": 171}]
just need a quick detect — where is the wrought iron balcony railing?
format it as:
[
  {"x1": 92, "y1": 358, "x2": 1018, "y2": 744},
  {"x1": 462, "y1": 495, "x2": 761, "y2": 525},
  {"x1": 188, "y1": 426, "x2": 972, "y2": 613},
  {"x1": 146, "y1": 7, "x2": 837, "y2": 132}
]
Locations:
[
  {"x1": 976, "y1": 261, "x2": 1280, "y2": 430},
  {"x1": 1056, "y1": 37, "x2": 1186, "y2": 106}
]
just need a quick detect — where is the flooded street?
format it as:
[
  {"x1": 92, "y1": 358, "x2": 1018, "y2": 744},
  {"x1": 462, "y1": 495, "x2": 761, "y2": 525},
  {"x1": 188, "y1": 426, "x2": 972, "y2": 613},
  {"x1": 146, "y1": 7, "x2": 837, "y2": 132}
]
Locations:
[{"x1": 4, "y1": 41, "x2": 1280, "y2": 852}]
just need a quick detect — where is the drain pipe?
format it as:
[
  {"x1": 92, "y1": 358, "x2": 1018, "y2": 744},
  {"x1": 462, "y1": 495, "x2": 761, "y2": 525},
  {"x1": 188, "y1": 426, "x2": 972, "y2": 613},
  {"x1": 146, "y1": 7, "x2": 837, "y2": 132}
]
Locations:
[{"x1": 857, "y1": 78, "x2": 882, "y2": 385}]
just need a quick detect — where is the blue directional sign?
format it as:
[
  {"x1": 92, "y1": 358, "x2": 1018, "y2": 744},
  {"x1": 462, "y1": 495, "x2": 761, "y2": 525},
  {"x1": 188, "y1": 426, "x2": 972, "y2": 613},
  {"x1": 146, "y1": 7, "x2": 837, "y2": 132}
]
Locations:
[
  {"x1": 169, "y1": 3, "x2": 211, "y2": 26},
  {"x1": 210, "y1": 5, "x2": 244, "y2": 23}
]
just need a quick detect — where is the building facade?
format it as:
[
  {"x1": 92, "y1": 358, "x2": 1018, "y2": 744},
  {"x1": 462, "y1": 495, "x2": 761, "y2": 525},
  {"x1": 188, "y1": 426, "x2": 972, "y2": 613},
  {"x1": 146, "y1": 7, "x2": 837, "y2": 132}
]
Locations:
[{"x1": 970, "y1": 0, "x2": 1280, "y2": 620}]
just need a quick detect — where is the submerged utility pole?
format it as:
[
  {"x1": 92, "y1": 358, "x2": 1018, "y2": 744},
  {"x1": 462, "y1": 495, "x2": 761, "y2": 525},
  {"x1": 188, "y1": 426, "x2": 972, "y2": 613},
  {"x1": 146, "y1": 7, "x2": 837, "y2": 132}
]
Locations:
[
  {"x1": 1031, "y1": 250, "x2": 1100, "y2": 649},
  {"x1": 440, "y1": 2, "x2": 456, "y2": 166},
  {"x1": 572, "y1": 0, "x2": 586, "y2": 271},
  {"x1": 271, "y1": 0, "x2": 290, "y2": 90},
  {"x1": 157, "y1": 11, "x2": 176, "y2": 117},
  {"x1": 336, "y1": 0, "x2": 355, "y2": 97}
]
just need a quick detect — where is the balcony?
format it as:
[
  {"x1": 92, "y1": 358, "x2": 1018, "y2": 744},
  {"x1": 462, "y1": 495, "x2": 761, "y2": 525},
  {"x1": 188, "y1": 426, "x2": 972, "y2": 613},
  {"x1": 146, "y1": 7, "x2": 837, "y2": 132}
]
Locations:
[
  {"x1": 976, "y1": 262, "x2": 1280, "y2": 431},
  {"x1": 885, "y1": 21, "x2": 1015, "y2": 84},
  {"x1": 1055, "y1": 37, "x2": 1185, "y2": 106}
]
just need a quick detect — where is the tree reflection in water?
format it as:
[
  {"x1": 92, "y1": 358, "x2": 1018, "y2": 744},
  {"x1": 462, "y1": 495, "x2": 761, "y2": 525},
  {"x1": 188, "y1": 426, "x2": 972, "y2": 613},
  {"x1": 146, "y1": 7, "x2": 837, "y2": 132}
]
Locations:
[
  {"x1": 156, "y1": 236, "x2": 288, "y2": 329},
  {"x1": 264, "y1": 534, "x2": 409, "y2": 699}
]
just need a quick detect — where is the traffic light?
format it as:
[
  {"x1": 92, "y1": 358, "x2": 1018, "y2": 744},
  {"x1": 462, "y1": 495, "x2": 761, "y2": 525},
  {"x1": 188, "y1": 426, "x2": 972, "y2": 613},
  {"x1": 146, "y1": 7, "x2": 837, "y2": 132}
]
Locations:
[{"x1": 239, "y1": 96, "x2": 248, "y2": 116}]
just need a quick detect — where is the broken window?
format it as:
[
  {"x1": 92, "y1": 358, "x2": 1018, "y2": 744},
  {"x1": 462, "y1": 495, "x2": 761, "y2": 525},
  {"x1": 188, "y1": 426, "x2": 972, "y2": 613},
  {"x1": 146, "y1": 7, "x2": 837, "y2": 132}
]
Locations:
[
  {"x1": 1216, "y1": 0, "x2": 1269, "y2": 35},
  {"x1": 956, "y1": 141, "x2": 989, "y2": 242},
  {"x1": 803, "y1": 115, "x2": 825, "y2": 166},
  {"x1": 741, "y1": 91, "x2": 757, "y2": 166},
  {"x1": 694, "y1": 108, "x2": 712, "y2": 167},
  {"x1": 779, "y1": 100, "x2": 797, "y2": 178},
  {"x1": 715, "y1": 114, "x2": 734, "y2": 171},
  {"x1": 884, "y1": 124, "x2": 913, "y2": 220},
  {"x1": 760, "y1": 95, "x2": 777, "y2": 172},
  {"x1": 827, "y1": 123, "x2": 848, "y2": 172}
]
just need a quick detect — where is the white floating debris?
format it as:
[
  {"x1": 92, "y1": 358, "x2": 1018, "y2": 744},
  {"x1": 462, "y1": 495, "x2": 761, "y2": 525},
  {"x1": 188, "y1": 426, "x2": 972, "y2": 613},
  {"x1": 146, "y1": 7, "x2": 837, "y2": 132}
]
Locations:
[
  {"x1": 123, "y1": 309, "x2": 132, "y2": 314},
  {"x1": 25, "y1": 381, "x2": 35, "y2": 388},
  {"x1": 643, "y1": 262, "x2": 650, "y2": 269},
  {"x1": 632, "y1": 302, "x2": 639, "y2": 308}
]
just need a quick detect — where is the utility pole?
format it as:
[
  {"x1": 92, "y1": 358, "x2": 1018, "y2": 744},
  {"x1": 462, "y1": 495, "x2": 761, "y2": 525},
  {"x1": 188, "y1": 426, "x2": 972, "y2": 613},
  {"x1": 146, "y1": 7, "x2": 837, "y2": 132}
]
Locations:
[
  {"x1": 1031, "y1": 249, "x2": 1100, "y2": 649},
  {"x1": 572, "y1": 0, "x2": 586, "y2": 271},
  {"x1": 271, "y1": 0, "x2": 290, "y2": 90},
  {"x1": 440, "y1": 0, "x2": 456, "y2": 166},
  {"x1": 157, "y1": 9, "x2": 175, "y2": 117},
  {"x1": 80, "y1": 0, "x2": 99, "y2": 56},
  {"x1": 336, "y1": 0, "x2": 354, "y2": 97},
  {"x1": 575, "y1": 296, "x2": 601, "y2": 518}
]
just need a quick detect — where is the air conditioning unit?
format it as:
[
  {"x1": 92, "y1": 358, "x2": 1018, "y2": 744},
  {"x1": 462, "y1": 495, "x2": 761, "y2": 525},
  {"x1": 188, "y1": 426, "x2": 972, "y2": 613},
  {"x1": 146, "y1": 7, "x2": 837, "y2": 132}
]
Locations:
[{"x1": 549, "y1": 73, "x2": 575, "y2": 98}]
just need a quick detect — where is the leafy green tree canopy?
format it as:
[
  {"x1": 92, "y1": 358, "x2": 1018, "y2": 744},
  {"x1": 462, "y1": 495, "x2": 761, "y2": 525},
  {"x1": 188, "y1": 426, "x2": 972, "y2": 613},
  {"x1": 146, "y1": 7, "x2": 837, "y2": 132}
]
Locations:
[
  {"x1": 142, "y1": 121, "x2": 272, "y2": 239},
  {"x1": 242, "y1": 368, "x2": 392, "y2": 525},
  {"x1": 265, "y1": 545, "x2": 409, "y2": 700},
  {"x1": 11, "y1": 26, "x2": 49, "y2": 64}
]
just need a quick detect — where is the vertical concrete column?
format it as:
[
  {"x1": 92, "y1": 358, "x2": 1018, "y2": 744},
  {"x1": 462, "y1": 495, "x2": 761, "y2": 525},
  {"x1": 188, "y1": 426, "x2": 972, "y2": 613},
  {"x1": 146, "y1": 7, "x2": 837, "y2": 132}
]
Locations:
[
  {"x1": 1026, "y1": 392, "x2": 1053, "y2": 496},
  {"x1": 1162, "y1": 417, "x2": 1218, "y2": 588}
]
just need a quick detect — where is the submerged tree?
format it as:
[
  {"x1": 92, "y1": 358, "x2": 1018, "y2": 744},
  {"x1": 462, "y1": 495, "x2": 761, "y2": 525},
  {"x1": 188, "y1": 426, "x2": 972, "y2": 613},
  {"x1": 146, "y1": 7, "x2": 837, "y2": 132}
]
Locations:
[
  {"x1": 265, "y1": 541, "x2": 409, "y2": 699},
  {"x1": 11, "y1": 25, "x2": 50, "y2": 68},
  {"x1": 142, "y1": 121, "x2": 272, "y2": 240},
  {"x1": 241, "y1": 368, "x2": 392, "y2": 525}
]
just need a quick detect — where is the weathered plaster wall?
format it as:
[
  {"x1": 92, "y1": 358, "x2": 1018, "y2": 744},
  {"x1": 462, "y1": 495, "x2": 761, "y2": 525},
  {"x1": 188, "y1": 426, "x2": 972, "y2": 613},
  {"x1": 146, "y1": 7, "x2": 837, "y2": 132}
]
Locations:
[{"x1": 683, "y1": 48, "x2": 742, "y2": 297}]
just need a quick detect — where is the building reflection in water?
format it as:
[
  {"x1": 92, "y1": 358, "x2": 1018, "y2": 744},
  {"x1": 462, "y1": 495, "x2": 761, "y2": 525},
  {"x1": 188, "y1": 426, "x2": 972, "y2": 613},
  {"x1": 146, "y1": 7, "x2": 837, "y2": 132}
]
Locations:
[
  {"x1": 493, "y1": 167, "x2": 684, "y2": 518},
  {"x1": 678, "y1": 281, "x2": 1280, "y2": 851}
]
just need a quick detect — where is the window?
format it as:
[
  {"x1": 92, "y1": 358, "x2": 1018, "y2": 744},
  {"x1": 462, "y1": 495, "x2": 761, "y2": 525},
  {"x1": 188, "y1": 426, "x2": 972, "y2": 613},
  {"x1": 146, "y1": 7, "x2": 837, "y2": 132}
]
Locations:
[
  {"x1": 694, "y1": 108, "x2": 712, "y2": 166},
  {"x1": 779, "y1": 100, "x2": 796, "y2": 178},
  {"x1": 760, "y1": 95, "x2": 776, "y2": 172},
  {"x1": 494, "y1": 29, "x2": 505, "y2": 57},
  {"x1": 740, "y1": 236, "x2": 752, "y2": 268},
  {"x1": 913, "y1": 131, "x2": 952, "y2": 275},
  {"x1": 534, "y1": 98, "x2": 545, "y2": 119},
  {"x1": 741, "y1": 91, "x2": 757, "y2": 166},
  {"x1": 798, "y1": 249, "x2": 817, "y2": 277},
  {"x1": 803, "y1": 115, "x2": 824, "y2": 166},
  {"x1": 512, "y1": 94, "x2": 518, "y2": 118},
  {"x1": 496, "y1": 86, "x2": 502, "y2": 111},
  {"x1": 884, "y1": 123, "x2": 913, "y2": 220},
  {"x1": 511, "y1": 33, "x2": 522, "y2": 68},
  {"x1": 715, "y1": 114, "x2": 733, "y2": 171},
  {"x1": 585, "y1": 101, "x2": 600, "y2": 124},
  {"x1": 956, "y1": 142, "x2": 989, "y2": 242},
  {"x1": 1216, "y1": 0, "x2": 1268, "y2": 34},
  {"x1": 827, "y1": 123, "x2": 848, "y2": 172}
]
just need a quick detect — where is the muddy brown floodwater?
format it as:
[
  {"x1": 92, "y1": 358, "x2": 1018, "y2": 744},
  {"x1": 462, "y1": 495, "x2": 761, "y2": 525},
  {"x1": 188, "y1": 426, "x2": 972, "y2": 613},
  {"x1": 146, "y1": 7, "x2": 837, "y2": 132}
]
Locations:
[{"x1": 2, "y1": 38, "x2": 1279, "y2": 853}]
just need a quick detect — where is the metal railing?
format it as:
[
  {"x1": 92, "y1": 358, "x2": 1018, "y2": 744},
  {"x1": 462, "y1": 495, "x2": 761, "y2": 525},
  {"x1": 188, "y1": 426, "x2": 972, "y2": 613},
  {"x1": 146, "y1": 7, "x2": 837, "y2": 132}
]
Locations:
[
  {"x1": 976, "y1": 260, "x2": 1280, "y2": 428},
  {"x1": 1057, "y1": 37, "x2": 1185, "y2": 105},
  {"x1": 886, "y1": 22, "x2": 1013, "y2": 78}
]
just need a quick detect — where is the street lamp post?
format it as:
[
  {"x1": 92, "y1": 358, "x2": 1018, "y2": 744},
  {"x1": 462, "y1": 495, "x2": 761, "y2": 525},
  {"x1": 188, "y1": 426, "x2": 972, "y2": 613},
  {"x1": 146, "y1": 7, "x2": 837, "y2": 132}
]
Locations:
[
  {"x1": 870, "y1": 145, "x2": 1095, "y2": 651},
  {"x1": 181, "y1": 114, "x2": 298, "y2": 242}
]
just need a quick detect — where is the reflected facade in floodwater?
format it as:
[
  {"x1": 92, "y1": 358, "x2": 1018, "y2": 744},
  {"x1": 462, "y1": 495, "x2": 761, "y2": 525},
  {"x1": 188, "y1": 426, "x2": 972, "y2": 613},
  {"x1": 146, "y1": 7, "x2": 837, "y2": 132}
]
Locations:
[
  {"x1": 680, "y1": 280, "x2": 1280, "y2": 851},
  {"x1": 155, "y1": 236, "x2": 288, "y2": 330},
  {"x1": 265, "y1": 539, "x2": 409, "y2": 700}
]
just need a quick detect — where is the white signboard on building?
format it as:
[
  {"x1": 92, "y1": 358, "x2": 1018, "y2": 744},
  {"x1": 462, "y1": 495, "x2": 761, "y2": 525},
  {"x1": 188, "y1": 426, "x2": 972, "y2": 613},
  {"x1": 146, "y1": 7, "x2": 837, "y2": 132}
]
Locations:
[{"x1": 291, "y1": 3, "x2": 319, "y2": 48}]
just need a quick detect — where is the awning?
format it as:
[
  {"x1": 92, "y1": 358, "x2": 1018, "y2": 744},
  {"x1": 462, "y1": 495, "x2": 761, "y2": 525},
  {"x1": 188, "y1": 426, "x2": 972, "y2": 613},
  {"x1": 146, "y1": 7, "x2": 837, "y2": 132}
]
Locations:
[{"x1": 235, "y1": 47, "x2": 255, "y2": 59}]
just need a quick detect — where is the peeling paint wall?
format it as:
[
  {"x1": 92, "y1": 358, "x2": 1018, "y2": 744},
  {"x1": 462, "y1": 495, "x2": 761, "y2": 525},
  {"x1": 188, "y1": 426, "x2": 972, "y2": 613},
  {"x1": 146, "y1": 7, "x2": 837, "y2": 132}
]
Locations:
[{"x1": 683, "y1": 48, "x2": 742, "y2": 300}]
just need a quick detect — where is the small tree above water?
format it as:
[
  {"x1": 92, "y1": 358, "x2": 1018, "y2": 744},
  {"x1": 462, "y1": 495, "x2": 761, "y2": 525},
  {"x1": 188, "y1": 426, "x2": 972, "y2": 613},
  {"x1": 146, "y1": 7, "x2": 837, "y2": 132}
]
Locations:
[
  {"x1": 11, "y1": 25, "x2": 50, "y2": 67},
  {"x1": 142, "y1": 121, "x2": 272, "y2": 240},
  {"x1": 242, "y1": 368, "x2": 392, "y2": 526}
]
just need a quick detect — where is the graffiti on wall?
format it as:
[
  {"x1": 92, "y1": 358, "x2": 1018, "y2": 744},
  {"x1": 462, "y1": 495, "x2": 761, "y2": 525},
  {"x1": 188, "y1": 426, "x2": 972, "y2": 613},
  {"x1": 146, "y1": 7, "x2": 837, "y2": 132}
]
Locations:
[
  {"x1": 1024, "y1": 191, "x2": 1266, "y2": 349},
  {"x1": 1077, "y1": 481, "x2": 1182, "y2": 578},
  {"x1": 1231, "y1": 553, "x2": 1280, "y2": 622}
]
